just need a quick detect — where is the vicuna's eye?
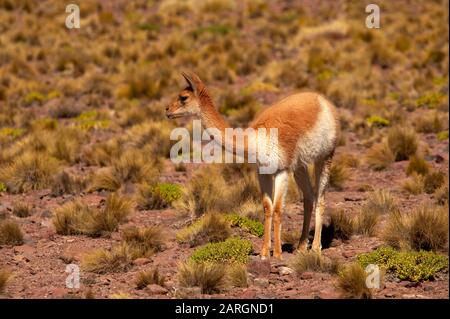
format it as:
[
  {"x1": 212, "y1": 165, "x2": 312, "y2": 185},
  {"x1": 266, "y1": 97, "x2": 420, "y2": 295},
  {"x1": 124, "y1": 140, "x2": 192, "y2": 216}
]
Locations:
[{"x1": 179, "y1": 95, "x2": 188, "y2": 102}]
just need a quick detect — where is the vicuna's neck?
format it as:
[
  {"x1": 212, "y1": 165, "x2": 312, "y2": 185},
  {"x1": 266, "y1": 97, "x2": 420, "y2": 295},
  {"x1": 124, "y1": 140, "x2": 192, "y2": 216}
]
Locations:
[{"x1": 196, "y1": 86, "x2": 254, "y2": 156}]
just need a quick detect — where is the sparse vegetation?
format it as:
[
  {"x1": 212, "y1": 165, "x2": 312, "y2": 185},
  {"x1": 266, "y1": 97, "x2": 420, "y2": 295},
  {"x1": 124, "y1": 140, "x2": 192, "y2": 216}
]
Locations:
[
  {"x1": 366, "y1": 141, "x2": 395, "y2": 171},
  {"x1": 358, "y1": 246, "x2": 448, "y2": 282},
  {"x1": 12, "y1": 202, "x2": 31, "y2": 218},
  {"x1": 289, "y1": 251, "x2": 341, "y2": 275},
  {"x1": 176, "y1": 213, "x2": 231, "y2": 247},
  {"x1": 0, "y1": 0, "x2": 447, "y2": 299},
  {"x1": 227, "y1": 214, "x2": 264, "y2": 237},
  {"x1": 178, "y1": 261, "x2": 227, "y2": 294},
  {"x1": 190, "y1": 238, "x2": 253, "y2": 264},
  {"x1": 0, "y1": 152, "x2": 59, "y2": 193},
  {"x1": 136, "y1": 182, "x2": 182, "y2": 210},
  {"x1": 406, "y1": 155, "x2": 429, "y2": 176},
  {"x1": 227, "y1": 264, "x2": 248, "y2": 288},
  {"x1": 329, "y1": 210, "x2": 353, "y2": 240},
  {"x1": 53, "y1": 193, "x2": 133, "y2": 237},
  {"x1": 122, "y1": 226, "x2": 166, "y2": 258},
  {"x1": 387, "y1": 126, "x2": 418, "y2": 161},
  {"x1": 0, "y1": 269, "x2": 11, "y2": 294},
  {"x1": 336, "y1": 263, "x2": 372, "y2": 299},
  {"x1": 135, "y1": 268, "x2": 165, "y2": 290},
  {"x1": 82, "y1": 244, "x2": 133, "y2": 274},
  {"x1": 0, "y1": 220, "x2": 24, "y2": 245},
  {"x1": 383, "y1": 205, "x2": 449, "y2": 251}
]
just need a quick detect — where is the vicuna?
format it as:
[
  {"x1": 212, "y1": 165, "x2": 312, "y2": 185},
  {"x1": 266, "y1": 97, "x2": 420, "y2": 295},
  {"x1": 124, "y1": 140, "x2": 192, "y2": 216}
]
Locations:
[{"x1": 166, "y1": 72, "x2": 340, "y2": 259}]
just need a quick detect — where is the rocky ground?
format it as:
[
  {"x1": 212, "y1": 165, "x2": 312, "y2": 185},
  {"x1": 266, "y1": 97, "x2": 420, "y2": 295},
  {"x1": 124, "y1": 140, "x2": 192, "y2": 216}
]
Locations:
[{"x1": 0, "y1": 127, "x2": 448, "y2": 299}]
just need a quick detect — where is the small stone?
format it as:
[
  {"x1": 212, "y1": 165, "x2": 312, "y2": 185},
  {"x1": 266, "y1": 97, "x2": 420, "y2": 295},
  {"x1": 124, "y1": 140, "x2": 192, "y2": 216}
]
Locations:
[
  {"x1": 424, "y1": 286, "x2": 433, "y2": 292},
  {"x1": 300, "y1": 272, "x2": 313, "y2": 280},
  {"x1": 145, "y1": 284, "x2": 168, "y2": 295},
  {"x1": 253, "y1": 278, "x2": 269, "y2": 288},
  {"x1": 133, "y1": 258, "x2": 151, "y2": 266},
  {"x1": 279, "y1": 266, "x2": 294, "y2": 276}
]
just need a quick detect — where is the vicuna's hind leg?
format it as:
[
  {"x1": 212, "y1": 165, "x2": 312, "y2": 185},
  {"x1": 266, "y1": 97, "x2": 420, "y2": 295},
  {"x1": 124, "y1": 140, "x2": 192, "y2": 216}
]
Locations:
[
  {"x1": 272, "y1": 170, "x2": 289, "y2": 259},
  {"x1": 311, "y1": 153, "x2": 333, "y2": 252},
  {"x1": 294, "y1": 165, "x2": 315, "y2": 251},
  {"x1": 258, "y1": 173, "x2": 273, "y2": 260}
]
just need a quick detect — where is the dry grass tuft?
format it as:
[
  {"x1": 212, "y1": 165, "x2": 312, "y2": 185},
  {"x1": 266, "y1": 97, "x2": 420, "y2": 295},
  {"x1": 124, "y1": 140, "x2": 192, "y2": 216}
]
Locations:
[
  {"x1": 402, "y1": 173, "x2": 424, "y2": 195},
  {"x1": 0, "y1": 151, "x2": 59, "y2": 193},
  {"x1": 423, "y1": 170, "x2": 445, "y2": 194},
  {"x1": 53, "y1": 193, "x2": 133, "y2": 237},
  {"x1": 135, "y1": 267, "x2": 165, "y2": 289},
  {"x1": 289, "y1": 251, "x2": 340, "y2": 275},
  {"x1": 0, "y1": 269, "x2": 11, "y2": 294},
  {"x1": 328, "y1": 162, "x2": 348, "y2": 191},
  {"x1": 174, "y1": 167, "x2": 228, "y2": 217},
  {"x1": 336, "y1": 263, "x2": 372, "y2": 299},
  {"x1": 354, "y1": 209, "x2": 379, "y2": 236},
  {"x1": 176, "y1": 213, "x2": 231, "y2": 247},
  {"x1": 178, "y1": 261, "x2": 227, "y2": 294},
  {"x1": 365, "y1": 141, "x2": 395, "y2": 171},
  {"x1": 387, "y1": 126, "x2": 418, "y2": 161},
  {"x1": 51, "y1": 171, "x2": 86, "y2": 196},
  {"x1": 122, "y1": 226, "x2": 166, "y2": 258},
  {"x1": 406, "y1": 155, "x2": 429, "y2": 176},
  {"x1": 365, "y1": 189, "x2": 396, "y2": 215},
  {"x1": 82, "y1": 243, "x2": 133, "y2": 274},
  {"x1": 330, "y1": 210, "x2": 353, "y2": 240},
  {"x1": 0, "y1": 220, "x2": 24, "y2": 245},
  {"x1": 227, "y1": 264, "x2": 248, "y2": 288},
  {"x1": 383, "y1": 205, "x2": 449, "y2": 251},
  {"x1": 12, "y1": 201, "x2": 31, "y2": 218}
]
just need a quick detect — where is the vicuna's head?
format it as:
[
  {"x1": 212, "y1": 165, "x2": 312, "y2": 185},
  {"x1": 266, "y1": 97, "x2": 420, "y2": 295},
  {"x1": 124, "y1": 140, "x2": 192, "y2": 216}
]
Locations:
[{"x1": 166, "y1": 72, "x2": 206, "y2": 119}]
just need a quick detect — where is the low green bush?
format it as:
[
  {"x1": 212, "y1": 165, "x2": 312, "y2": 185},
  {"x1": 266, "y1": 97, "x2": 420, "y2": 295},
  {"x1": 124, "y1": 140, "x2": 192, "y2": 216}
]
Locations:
[
  {"x1": 226, "y1": 214, "x2": 264, "y2": 237},
  {"x1": 357, "y1": 246, "x2": 448, "y2": 282},
  {"x1": 190, "y1": 238, "x2": 253, "y2": 264}
]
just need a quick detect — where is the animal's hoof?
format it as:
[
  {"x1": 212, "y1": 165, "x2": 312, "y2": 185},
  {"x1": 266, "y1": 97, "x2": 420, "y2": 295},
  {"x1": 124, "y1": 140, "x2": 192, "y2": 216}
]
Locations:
[
  {"x1": 296, "y1": 243, "x2": 308, "y2": 252},
  {"x1": 273, "y1": 254, "x2": 283, "y2": 260},
  {"x1": 311, "y1": 245, "x2": 322, "y2": 253}
]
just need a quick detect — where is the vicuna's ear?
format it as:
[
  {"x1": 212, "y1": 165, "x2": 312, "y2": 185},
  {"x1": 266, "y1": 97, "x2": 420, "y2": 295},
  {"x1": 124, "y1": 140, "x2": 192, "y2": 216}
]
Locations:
[{"x1": 181, "y1": 71, "x2": 197, "y2": 93}]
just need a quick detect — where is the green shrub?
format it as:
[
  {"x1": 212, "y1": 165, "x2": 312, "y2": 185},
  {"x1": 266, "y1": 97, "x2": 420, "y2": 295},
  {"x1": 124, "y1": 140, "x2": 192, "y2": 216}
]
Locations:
[
  {"x1": 366, "y1": 115, "x2": 389, "y2": 128},
  {"x1": 24, "y1": 91, "x2": 45, "y2": 106},
  {"x1": 416, "y1": 92, "x2": 446, "y2": 109},
  {"x1": 437, "y1": 131, "x2": 449, "y2": 141},
  {"x1": 190, "y1": 238, "x2": 253, "y2": 264},
  {"x1": 0, "y1": 182, "x2": 6, "y2": 192},
  {"x1": 138, "y1": 183, "x2": 182, "y2": 209},
  {"x1": 0, "y1": 127, "x2": 24, "y2": 138},
  {"x1": 226, "y1": 214, "x2": 264, "y2": 237},
  {"x1": 357, "y1": 246, "x2": 448, "y2": 282}
]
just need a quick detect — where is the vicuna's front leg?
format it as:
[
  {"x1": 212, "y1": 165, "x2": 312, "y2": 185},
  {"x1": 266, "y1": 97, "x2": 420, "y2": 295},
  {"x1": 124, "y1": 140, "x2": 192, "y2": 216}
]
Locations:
[
  {"x1": 272, "y1": 170, "x2": 289, "y2": 259},
  {"x1": 258, "y1": 174, "x2": 273, "y2": 260}
]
